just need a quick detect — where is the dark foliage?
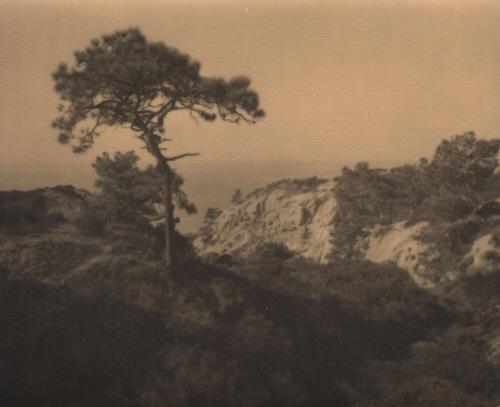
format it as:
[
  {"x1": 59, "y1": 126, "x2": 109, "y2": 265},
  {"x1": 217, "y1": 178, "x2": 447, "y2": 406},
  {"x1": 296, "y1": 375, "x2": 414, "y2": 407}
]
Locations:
[
  {"x1": 52, "y1": 28, "x2": 264, "y2": 154},
  {"x1": 199, "y1": 207, "x2": 223, "y2": 244},
  {"x1": 0, "y1": 190, "x2": 66, "y2": 234},
  {"x1": 4, "y1": 132, "x2": 500, "y2": 406},
  {"x1": 231, "y1": 189, "x2": 244, "y2": 204},
  {"x1": 0, "y1": 190, "x2": 46, "y2": 225},
  {"x1": 255, "y1": 241, "x2": 294, "y2": 261},
  {"x1": 0, "y1": 277, "x2": 164, "y2": 407},
  {"x1": 74, "y1": 207, "x2": 107, "y2": 236},
  {"x1": 92, "y1": 151, "x2": 196, "y2": 223},
  {"x1": 2, "y1": 238, "x2": 499, "y2": 406},
  {"x1": 331, "y1": 133, "x2": 500, "y2": 259}
]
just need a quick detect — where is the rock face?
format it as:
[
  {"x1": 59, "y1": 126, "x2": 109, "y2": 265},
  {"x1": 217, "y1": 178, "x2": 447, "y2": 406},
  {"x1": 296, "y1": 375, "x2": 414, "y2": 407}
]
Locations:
[
  {"x1": 194, "y1": 178, "x2": 437, "y2": 281},
  {"x1": 468, "y1": 229, "x2": 500, "y2": 274},
  {"x1": 194, "y1": 178, "x2": 336, "y2": 263},
  {"x1": 195, "y1": 176, "x2": 500, "y2": 288},
  {"x1": 363, "y1": 222, "x2": 438, "y2": 288}
]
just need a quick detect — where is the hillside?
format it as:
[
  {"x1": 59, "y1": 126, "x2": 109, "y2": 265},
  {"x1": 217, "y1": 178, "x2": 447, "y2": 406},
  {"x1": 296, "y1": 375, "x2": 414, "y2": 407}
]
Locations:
[
  {"x1": 195, "y1": 179, "x2": 500, "y2": 288},
  {"x1": 0, "y1": 185, "x2": 89, "y2": 229},
  {"x1": 2, "y1": 134, "x2": 500, "y2": 406},
  {"x1": 2, "y1": 217, "x2": 498, "y2": 406},
  {"x1": 196, "y1": 134, "x2": 500, "y2": 289}
]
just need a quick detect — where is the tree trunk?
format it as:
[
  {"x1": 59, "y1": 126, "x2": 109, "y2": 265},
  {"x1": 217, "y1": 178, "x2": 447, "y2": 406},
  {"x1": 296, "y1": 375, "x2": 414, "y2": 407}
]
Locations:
[
  {"x1": 146, "y1": 134, "x2": 176, "y2": 277},
  {"x1": 163, "y1": 163, "x2": 175, "y2": 278}
]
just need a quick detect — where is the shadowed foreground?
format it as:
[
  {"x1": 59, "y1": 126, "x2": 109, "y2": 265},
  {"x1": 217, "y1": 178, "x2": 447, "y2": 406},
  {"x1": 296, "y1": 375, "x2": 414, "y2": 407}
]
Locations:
[{"x1": 1, "y1": 216, "x2": 499, "y2": 406}]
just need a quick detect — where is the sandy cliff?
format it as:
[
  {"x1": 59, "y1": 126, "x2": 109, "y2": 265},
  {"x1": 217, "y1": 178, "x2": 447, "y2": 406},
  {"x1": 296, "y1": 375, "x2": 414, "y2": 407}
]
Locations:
[
  {"x1": 195, "y1": 178, "x2": 500, "y2": 288},
  {"x1": 195, "y1": 178, "x2": 337, "y2": 263}
]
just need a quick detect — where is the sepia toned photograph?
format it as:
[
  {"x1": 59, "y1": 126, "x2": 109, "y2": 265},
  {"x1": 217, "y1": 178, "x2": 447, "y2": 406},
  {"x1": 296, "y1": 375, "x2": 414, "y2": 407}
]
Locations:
[{"x1": 1, "y1": 0, "x2": 500, "y2": 405}]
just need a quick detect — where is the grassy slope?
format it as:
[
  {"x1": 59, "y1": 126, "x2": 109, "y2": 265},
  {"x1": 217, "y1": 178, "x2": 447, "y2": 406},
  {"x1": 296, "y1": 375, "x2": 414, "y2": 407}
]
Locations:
[{"x1": 1, "y1": 221, "x2": 499, "y2": 407}]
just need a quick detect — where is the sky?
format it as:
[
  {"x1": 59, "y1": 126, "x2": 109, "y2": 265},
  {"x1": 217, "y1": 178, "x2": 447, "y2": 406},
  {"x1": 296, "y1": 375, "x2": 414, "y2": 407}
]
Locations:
[{"x1": 1, "y1": 0, "x2": 500, "y2": 231}]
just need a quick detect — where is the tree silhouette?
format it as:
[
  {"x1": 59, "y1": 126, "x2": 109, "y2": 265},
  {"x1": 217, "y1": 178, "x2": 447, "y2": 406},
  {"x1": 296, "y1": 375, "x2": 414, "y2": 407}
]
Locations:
[
  {"x1": 52, "y1": 28, "x2": 264, "y2": 276},
  {"x1": 231, "y1": 188, "x2": 244, "y2": 204},
  {"x1": 92, "y1": 151, "x2": 196, "y2": 223}
]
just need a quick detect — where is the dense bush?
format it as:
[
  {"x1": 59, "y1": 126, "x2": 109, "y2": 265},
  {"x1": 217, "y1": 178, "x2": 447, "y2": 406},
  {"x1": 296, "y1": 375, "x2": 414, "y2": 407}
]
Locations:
[
  {"x1": 0, "y1": 277, "x2": 163, "y2": 407},
  {"x1": 0, "y1": 190, "x2": 71, "y2": 235},
  {"x1": 74, "y1": 207, "x2": 108, "y2": 236},
  {"x1": 2, "y1": 237, "x2": 499, "y2": 406},
  {"x1": 355, "y1": 332, "x2": 498, "y2": 407},
  {"x1": 0, "y1": 190, "x2": 46, "y2": 224},
  {"x1": 92, "y1": 151, "x2": 196, "y2": 224},
  {"x1": 255, "y1": 241, "x2": 294, "y2": 261}
]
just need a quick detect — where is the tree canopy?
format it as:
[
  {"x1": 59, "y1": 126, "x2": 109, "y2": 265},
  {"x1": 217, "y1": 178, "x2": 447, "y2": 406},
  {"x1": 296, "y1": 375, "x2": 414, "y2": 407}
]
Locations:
[
  {"x1": 92, "y1": 151, "x2": 196, "y2": 223},
  {"x1": 52, "y1": 27, "x2": 265, "y2": 155}
]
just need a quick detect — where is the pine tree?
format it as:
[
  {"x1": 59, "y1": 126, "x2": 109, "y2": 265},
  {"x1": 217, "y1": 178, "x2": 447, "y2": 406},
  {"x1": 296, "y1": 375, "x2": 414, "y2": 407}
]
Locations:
[{"x1": 52, "y1": 28, "x2": 264, "y2": 277}]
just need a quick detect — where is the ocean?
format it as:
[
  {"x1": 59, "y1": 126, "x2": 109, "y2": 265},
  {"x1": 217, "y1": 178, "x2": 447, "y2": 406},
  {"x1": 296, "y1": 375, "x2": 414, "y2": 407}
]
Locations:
[{"x1": 0, "y1": 160, "x2": 343, "y2": 233}]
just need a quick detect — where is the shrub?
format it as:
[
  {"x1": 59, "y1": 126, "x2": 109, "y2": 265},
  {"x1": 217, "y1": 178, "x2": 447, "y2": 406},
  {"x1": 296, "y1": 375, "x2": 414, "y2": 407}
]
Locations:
[
  {"x1": 231, "y1": 188, "x2": 244, "y2": 204},
  {"x1": 92, "y1": 151, "x2": 196, "y2": 224},
  {"x1": 0, "y1": 190, "x2": 46, "y2": 226},
  {"x1": 255, "y1": 241, "x2": 294, "y2": 261},
  {"x1": 199, "y1": 207, "x2": 222, "y2": 244},
  {"x1": 0, "y1": 190, "x2": 68, "y2": 234},
  {"x1": 74, "y1": 207, "x2": 107, "y2": 236},
  {"x1": 0, "y1": 278, "x2": 163, "y2": 407}
]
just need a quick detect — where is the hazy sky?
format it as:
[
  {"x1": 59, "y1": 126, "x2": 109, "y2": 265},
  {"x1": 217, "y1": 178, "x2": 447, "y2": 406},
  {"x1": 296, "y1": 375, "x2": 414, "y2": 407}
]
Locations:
[{"x1": 1, "y1": 0, "x2": 500, "y2": 229}]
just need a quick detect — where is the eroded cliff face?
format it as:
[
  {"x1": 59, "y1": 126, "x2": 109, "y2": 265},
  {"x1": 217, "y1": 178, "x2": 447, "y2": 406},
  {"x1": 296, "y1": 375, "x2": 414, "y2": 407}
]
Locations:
[
  {"x1": 467, "y1": 228, "x2": 500, "y2": 274},
  {"x1": 194, "y1": 178, "x2": 500, "y2": 288},
  {"x1": 194, "y1": 179, "x2": 439, "y2": 277},
  {"x1": 362, "y1": 222, "x2": 439, "y2": 288},
  {"x1": 194, "y1": 179, "x2": 337, "y2": 263}
]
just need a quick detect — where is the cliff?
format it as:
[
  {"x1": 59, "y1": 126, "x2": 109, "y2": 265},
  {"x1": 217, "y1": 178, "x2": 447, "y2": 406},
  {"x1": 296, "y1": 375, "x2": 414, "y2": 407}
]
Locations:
[
  {"x1": 195, "y1": 178, "x2": 500, "y2": 288},
  {"x1": 194, "y1": 178, "x2": 337, "y2": 263}
]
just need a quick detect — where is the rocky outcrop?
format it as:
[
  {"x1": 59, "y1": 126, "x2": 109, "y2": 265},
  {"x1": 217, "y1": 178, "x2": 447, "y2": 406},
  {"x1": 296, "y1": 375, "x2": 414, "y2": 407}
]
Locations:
[
  {"x1": 194, "y1": 178, "x2": 439, "y2": 283},
  {"x1": 467, "y1": 228, "x2": 500, "y2": 274},
  {"x1": 195, "y1": 176, "x2": 500, "y2": 288},
  {"x1": 194, "y1": 178, "x2": 336, "y2": 263},
  {"x1": 363, "y1": 222, "x2": 439, "y2": 288}
]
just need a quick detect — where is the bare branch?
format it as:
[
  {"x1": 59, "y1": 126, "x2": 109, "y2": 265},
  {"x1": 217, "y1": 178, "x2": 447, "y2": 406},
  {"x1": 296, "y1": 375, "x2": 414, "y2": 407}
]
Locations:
[
  {"x1": 165, "y1": 152, "x2": 200, "y2": 162},
  {"x1": 143, "y1": 97, "x2": 177, "y2": 127}
]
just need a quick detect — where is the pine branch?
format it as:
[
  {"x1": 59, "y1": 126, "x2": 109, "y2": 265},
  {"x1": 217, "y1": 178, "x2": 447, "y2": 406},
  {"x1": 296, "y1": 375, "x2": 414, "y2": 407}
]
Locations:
[{"x1": 165, "y1": 152, "x2": 200, "y2": 162}]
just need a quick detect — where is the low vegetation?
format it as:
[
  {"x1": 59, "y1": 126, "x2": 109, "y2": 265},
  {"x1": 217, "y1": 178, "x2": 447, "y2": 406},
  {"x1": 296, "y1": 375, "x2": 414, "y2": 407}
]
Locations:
[
  {"x1": 2, "y1": 222, "x2": 500, "y2": 406},
  {"x1": 0, "y1": 189, "x2": 64, "y2": 233},
  {"x1": 2, "y1": 133, "x2": 500, "y2": 406}
]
